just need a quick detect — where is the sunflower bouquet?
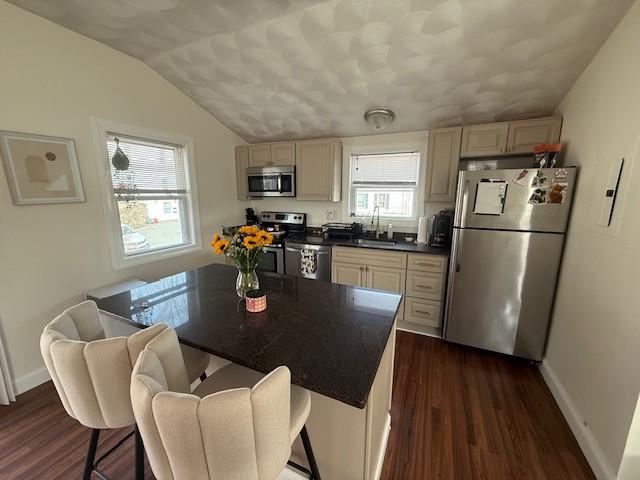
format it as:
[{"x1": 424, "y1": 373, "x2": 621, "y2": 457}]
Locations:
[{"x1": 211, "y1": 225, "x2": 274, "y2": 297}]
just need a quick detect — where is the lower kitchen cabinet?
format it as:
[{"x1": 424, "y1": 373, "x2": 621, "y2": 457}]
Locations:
[
  {"x1": 331, "y1": 247, "x2": 450, "y2": 332},
  {"x1": 331, "y1": 261, "x2": 364, "y2": 287}
]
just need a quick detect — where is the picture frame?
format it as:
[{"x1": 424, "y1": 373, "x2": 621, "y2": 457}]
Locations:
[{"x1": 0, "y1": 130, "x2": 85, "y2": 205}]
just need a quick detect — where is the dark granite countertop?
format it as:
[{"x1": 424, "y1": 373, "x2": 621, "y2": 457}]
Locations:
[
  {"x1": 91, "y1": 263, "x2": 401, "y2": 409},
  {"x1": 285, "y1": 234, "x2": 450, "y2": 256}
]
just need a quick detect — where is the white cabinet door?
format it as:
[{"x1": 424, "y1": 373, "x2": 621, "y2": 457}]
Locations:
[
  {"x1": 366, "y1": 265, "x2": 406, "y2": 294},
  {"x1": 235, "y1": 146, "x2": 249, "y2": 200},
  {"x1": 248, "y1": 144, "x2": 271, "y2": 166},
  {"x1": 425, "y1": 127, "x2": 462, "y2": 202},
  {"x1": 331, "y1": 261, "x2": 364, "y2": 287},
  {"x1": 296, "y1": 139, "x2": 341, "y2": 201},
  {"x1": 270, "y1": 142, "x2": 295, "y2": 165},
  {"x1": 460, "y1": 122, "x2": 509, "y2": 157},
  {"x1": 506, "y1": 117, "x2": 562, "y2": 154}
]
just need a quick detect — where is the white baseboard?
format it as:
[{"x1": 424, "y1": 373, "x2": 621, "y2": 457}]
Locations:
[
  {"x1": 373, "y1": 413, "x2": 392, "y2": 480},
  {"x1": 14, "y1": 366, "x2": 50, "y2": 395},
  {"x1": 539, "y1": 361, "x2": 616, "y2": 480}
]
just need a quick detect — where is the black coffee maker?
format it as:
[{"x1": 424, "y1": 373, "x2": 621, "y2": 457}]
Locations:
[{"x1": 427, "y1": 209, "x2": 454, "y2": 247}]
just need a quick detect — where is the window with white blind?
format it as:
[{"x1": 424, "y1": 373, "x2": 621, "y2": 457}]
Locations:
[
  {"x1": 95, "y1": 122, "x2": 200, "y2": 268},
  {"x1": 350, "y1": 151, "x2": 420, "y2": 219}
]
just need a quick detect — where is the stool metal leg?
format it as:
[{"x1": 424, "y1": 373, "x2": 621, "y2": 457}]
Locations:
[
  {"x1": 134, "y1": 425, "x2": 145, "y2": 480},
  {"x1": 82, "y1": 429, "x2": 100, "y2": 480},
  {"x1": 300, "y1": 426, "x2": 321, "y2": 480}
]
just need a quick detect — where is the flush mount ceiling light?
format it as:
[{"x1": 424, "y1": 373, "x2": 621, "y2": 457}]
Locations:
[{"x1": 364, "y1": 108, "x2": 396, "y2": 130}]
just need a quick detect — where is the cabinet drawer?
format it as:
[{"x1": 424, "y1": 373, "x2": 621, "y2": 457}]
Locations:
[
  {"x1": 407, "y1": 254, "x2": 448, "y2": 273},
  {"x1": 332, "y1": 246, "x2": 407, "y2": 269},
  {"x1": 406, "y1": 271, "x2": 445, "y2": 301},
  {"x1": 404, "y1": 297, "x2": 442, "y2": 328}
]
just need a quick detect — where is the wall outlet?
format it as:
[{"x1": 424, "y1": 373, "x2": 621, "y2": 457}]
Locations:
[{"x1": 327, "y1": 209, "x2": 337, "y2": 221}]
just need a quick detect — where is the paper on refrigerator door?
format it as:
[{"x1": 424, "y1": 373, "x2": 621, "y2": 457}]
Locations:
[{"x1": 474, "y1": 181, "x2": 507, "y2": 215}]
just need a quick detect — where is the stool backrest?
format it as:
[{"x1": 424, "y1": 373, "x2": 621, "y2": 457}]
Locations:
[
  {"x1": 131, "y1": 328, "x2": 291, "y2": 480},
  {"x1": 40, "y1": 300, "x2": 167, "y2": 429}
]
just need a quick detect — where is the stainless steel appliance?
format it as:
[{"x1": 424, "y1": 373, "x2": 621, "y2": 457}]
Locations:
[
  {"x1": 321, "y1": 222, "x2": 363, "y2": 240},
  {"x1": 285, "y1": 242, "x2": 332, "y2": 281},
  {"x1": 444, "y1": 167, "x2": 577, "y2": 361},
  {"x1": 247, "y1": 166, "x2": 295, "y2": 197},
  {"x1": 427, "y1": 209, "x2": 454, "y2": 247},
  {"x1": 256, "y1": 211, "x2": 306, "y2": 274}
]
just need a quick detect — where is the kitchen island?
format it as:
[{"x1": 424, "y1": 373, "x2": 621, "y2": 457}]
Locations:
[{"x1": 91, "y1": 263, "x2": 400, "y2": 480}]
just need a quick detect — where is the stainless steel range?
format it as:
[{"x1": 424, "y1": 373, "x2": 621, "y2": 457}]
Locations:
[{"x1": 256, "y1": 211, "x2": 306, "y2": 274}]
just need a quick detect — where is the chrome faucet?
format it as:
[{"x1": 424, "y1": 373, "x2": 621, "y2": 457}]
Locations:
[{"x1": 370, "y1": 205, "x2": 381, "y2": 238}]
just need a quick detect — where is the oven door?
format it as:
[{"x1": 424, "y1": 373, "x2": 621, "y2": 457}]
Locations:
[
  {"x1": 256, "y1": 246, "x2": 284, "y2": 274},
  {"x1": 247, "y1": 167, "x2": 295, "y2": 197}
]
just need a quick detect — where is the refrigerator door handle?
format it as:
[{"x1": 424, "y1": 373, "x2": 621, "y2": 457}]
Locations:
[
  {"x1": 443, "y1": 228, "x2": 461, "y2": 338},
  {"x1": 454, "y1": 175, "x2": 470, "y2": 227}
]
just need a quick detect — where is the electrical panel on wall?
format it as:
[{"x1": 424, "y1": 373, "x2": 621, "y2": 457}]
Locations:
[{"x1": 597, "y1": 157, "x2": 624, "y2": 226}]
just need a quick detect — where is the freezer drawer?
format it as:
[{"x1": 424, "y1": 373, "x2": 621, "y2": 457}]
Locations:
[{"x1": 444, "y1": 228, "x2": 564, "y2": 360}]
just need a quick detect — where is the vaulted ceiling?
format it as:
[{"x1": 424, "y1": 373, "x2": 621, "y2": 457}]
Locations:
[{"x1": 10, "y1": 0, "x2": 633, "y2": 143}]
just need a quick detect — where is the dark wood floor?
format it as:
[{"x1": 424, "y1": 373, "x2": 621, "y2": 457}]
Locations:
[
  {"x1": 380, "y1": 331, "x2": 595, "y2": 480},
  {"x1": 0, "y1": 331, "x2": 594, "y2": 480}
]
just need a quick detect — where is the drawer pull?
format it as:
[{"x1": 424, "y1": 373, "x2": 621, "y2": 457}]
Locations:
[
  {"x1": 414, "y1": 309, "x2": 431, "y2": 316},
  {"x1": 415, "y1": 284, "x2": 434, "y2": 290},
  {"x1": 416, "y1": 262, "x2": 438, "y2": 267}
]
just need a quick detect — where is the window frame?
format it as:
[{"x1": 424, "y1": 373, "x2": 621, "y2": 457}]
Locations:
[
  {"x1": 92, "y1": 118, "x2": 202, "y2": 270},
  {"x1": 342, "y1": 137, "x2": 427, "y2": 228}
]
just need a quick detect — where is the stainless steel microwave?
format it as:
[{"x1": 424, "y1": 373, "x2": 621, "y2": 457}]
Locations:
[{"x1": 247, "y1": 166, "x2": 295, "y2": 197}]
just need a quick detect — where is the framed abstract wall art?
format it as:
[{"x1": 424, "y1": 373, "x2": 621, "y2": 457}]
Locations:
[{"x1": 0, "y1": 130, "x2": 85, "y2": 205}]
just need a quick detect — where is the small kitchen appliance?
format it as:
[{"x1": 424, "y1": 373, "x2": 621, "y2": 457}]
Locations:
[
  {"x1": 247, "y1": 166, "x2": 295, "y2": 197},
  {"x1": 427, "y1": 209, "x2": 454, "y2": 247}
]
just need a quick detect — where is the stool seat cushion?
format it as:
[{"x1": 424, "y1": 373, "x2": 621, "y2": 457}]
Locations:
[
  {"x1": 194, "y1": 363, "x2": 311, "y2": 443},
  {"x1": 180, "y1": 344, "x2": 210, "y2": 384}
]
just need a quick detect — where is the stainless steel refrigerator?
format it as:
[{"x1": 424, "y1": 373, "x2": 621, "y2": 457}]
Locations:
[{"x1": 443, "y1": 167, "x2": 577, "y2": 361}]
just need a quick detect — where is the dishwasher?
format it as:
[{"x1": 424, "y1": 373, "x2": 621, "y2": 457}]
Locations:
[{"x1": 284, "y1": 241, "x2": 332, "y2": 281}]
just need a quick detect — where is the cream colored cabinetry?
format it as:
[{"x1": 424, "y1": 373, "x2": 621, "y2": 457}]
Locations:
[
  {"x1": 247, "y1": 142, "x2": 295, "y2": 167},
  {"x1": 400, "y1": 253, "x2": 448, "y2": 336},
  {"x1": 270, "y1": 142, "x2": 296, "y2": 165},
  {"x1": 425, "y1": 126, "x2": 462, "y2": 202},
  {"x1": 460, "y1": 122, "x2": 509, "y2": 157},
  {"x1": 234, "y1": 146, "x2": 249, "y2": 200},
  {"x1": 248, "y1": 144, "x2": 271, "y2": 166},
  {"x1": 506, "y1": 116, "x2": 562, "y2": 154},
  {"x1": 331, "y1": 247, "x2": 406, "y2": 319},
  {"x1": 296, "y1": 139, "x2": 342, "y2": 201}
]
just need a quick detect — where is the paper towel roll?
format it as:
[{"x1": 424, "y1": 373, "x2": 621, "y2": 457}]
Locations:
[{"x1": 417, "y1": 215, "x2": 428, "y2": 244}]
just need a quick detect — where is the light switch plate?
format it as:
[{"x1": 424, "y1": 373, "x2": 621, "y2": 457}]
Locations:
[
  {"x1": 597, "y1": 157, "x2": 624, "y2": 226},
  {"x1": 327, "y1": 209, "x2": 337, "y2": 221}
]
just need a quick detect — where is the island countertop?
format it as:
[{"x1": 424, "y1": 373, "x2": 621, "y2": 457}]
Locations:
[{"x1": 90, "y1": 263, "x2": 401, "y2": 409}]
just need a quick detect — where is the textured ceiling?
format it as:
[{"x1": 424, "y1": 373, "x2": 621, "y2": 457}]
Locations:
[{"x1": 10, "y1": 0, "x2": 633, "y2": 142}]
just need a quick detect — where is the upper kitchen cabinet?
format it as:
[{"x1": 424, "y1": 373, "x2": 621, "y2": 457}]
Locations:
[
  {"x1": 248, "y1": 143, "x2": 271, "y2": 166},
  {"x1": 235, "y1": 146, "x2": 249, "y2": 200},
  {"x1": 270, "y1": 142, "x2": 296, "y2": 165},
  {"x1": 506, "y1": 116, "x2": 562, "y2": 154},
  {"x1": 460, "y1": 122, "x2": 509, "y2": 157},
  {"x1": 296, "y1": 139, "x2": 342, "y2": 202},
  {"x1": 248, "y1": 142, "x2": 295, "y2": 167},
  {"x1": 425, "y1": 126, "x2": 462, "y2": 202}
]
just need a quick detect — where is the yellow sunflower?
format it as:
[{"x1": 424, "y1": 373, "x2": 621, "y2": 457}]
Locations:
[
  {"x1": 238, "y1": 225, "x2": 259, "y2": 235},
  {"x1": 256, "y1": 230, "x2": 273, "y2": 245},
  {"x1": 243, "y1": 235, "x2": 259, "y2": 250},
  {"x1": 213, "y1": 238, "x2": 229, "y2": 254},
  {"x1": 210, "y1": 233, "x2": 221, "y2": 247}
]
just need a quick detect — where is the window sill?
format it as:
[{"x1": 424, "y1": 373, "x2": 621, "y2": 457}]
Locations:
[{"x1": 111, "y1": 242, "x2": 202, "y2": 270}]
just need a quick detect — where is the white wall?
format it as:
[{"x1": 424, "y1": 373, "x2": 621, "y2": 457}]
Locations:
[
  {"x1": 249, "y1": 131, "x2": 453, "y2": 228},
  {"x1": 543, "y1": 1, "x2": 640, "y2": 477},
  {"x1": 0, "y1": 1, "x2": 245, "y2": 392}
]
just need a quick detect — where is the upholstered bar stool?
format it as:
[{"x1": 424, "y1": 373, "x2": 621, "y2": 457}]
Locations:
[
  {"x1": 131, "y1": 327, "x2": 321, "y2": 480},
  {"x1": 39, "y1": 300, "x2": 209, "y2": 479}
]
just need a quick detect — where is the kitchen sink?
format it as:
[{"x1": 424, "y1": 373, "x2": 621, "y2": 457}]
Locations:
[{"x1": 354, "y1": 238, "x2": 397, "y2": 247}]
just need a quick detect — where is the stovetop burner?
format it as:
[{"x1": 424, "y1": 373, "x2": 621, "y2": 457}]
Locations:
[{"x1": 259, "y1": 211, "x2": 306, "y2": 247}]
